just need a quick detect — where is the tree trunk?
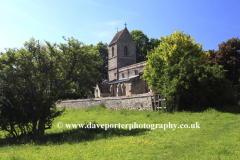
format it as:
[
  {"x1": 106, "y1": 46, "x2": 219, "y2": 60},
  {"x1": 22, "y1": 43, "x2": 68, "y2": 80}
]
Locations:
[
  {"x1": 32, "y1": 120, "x2": 37, "y2": 134},
  {"x1": 38, "y1": 117, "x2": 46, "y2": 135}
]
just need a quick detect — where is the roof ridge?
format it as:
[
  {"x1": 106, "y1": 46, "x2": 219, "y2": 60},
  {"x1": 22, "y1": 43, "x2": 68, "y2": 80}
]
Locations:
[{"x1": 109, "y1": 28, "x2": 127, "y2": 46}]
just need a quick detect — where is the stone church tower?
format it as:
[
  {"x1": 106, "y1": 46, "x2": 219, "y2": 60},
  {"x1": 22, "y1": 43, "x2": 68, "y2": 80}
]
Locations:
[
  {"x1": 108, "y1": 26, "x2": 136, "y2": 82},
  {"x1": 95, "y1": 25, "x2": 150, "y2": 98}
]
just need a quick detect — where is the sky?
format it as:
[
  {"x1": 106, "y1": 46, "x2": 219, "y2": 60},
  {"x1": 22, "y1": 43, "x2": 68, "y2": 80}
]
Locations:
[{"x1": 0, "y1": 0, "x2": 239, "y2": 52}]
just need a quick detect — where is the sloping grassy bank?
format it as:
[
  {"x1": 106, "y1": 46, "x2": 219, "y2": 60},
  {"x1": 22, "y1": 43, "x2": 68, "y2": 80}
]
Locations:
[{"x1": 0, "y1": 105, "x2": 239, "y2": 159}]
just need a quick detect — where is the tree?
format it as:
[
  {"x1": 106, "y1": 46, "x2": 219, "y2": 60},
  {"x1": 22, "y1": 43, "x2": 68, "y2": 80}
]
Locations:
[
  {"x1": 149, "y1": 38, "x2": 161, "y2": 51},
  {"x1": 207, "y1": 37, "x2": 240, "y2": 85},
  {"x1": 143, "y1": 30, "x2": 236, "y2": 111},
  {"x1": 58, "y1": 42, "x2": 108, "y2": 99},
  {"x1": 130, "y1": 30, "x2": 161, "y2": 63},
  {"x1": 130, "y1": 30, "x2": 149, "y2": 62},
  {"x1": 95, "y1": 42, "x2": 108, "y2": 82},
  {"x1": 143, "y1": 30, "x2": 207, "y2": 89},
  {"x1": 0, "y1": 37, "x2": 102, "y2": 137}
]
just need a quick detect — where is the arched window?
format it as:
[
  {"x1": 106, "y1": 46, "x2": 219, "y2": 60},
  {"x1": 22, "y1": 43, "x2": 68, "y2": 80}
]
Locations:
[
  {"x1": 124, "y1": 46, "x2": 128, "y2": 55},
  {"x1": 122, "y1": 73, "x2": 124, "y2": 78},
  {"x1": 112, "y1": 47, "x2": 114, "y2": 57}
]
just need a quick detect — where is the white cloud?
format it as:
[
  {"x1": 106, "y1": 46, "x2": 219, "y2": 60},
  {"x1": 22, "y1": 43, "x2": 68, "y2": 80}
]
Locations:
[{"x1": 104, "y1": 21, "x2": 124, "y2": 27}]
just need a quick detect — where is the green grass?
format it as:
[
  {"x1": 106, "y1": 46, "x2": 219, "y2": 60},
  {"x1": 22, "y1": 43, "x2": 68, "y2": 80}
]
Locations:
[{"x1": 0, "y1": 104, "x2": 240, "y2": 160}]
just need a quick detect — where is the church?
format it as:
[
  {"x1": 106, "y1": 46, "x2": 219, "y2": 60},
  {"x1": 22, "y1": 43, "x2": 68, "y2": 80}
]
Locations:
[{"x1": 94, "y1": 25, "x2": 150, "y2": 98}]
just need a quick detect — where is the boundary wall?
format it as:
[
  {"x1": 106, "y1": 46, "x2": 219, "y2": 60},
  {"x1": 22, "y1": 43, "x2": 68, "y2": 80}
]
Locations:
[{"x1": 56, "y1": 93, "x2": 153, "y2": 110}]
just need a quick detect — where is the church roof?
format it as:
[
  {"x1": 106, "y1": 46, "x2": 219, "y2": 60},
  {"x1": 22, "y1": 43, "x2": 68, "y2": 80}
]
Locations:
[
  {"x1": 98, "y1": 83, "x2": 110, "y2": 93},
  {"x1": 109, "y1": 28, "x2": 126, "y2": 46},
  {"x1": 108, "y1": 75, "x2": 139, "y2": 85}
]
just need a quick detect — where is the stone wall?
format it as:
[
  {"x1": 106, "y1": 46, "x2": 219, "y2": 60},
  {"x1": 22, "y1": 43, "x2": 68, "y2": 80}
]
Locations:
[{"x1": 56, "y1": 94, "x2": 153, "y2": 110}]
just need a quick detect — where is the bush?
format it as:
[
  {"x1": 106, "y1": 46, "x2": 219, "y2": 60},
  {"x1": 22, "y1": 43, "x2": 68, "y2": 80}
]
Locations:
[{"x1": 165, "y1": 62, "x2": 237, "y2": 112}]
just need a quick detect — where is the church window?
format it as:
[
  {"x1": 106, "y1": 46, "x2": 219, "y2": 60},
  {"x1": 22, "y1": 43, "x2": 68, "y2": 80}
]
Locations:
[
  {"x1": 124, "y1": 46, "x2": 128, "y2": 55},
  {"x1": 112, "y1": 47, "x2": 114, "y2": 57},
  {"x1": 135, "y1": 70, "x2": 138, "y2": 75},
  {"x1": 122, "y1": 84, "x2": 126, "y2": 96},
  {"x1": 122, "y1": 73, "x2": 124, "y2": 78}
]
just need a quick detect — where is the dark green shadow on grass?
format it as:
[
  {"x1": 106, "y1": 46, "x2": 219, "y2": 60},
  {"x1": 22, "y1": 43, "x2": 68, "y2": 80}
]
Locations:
[
  {"x1": 174, "y1": 104, "x2": 240, "y2": 114},
  {"x1": 0, "y1": 127, "x2": 150, "y2": 147},
  {"x1": 215, "y1": 104, "x2": 240, "y2": 114}
]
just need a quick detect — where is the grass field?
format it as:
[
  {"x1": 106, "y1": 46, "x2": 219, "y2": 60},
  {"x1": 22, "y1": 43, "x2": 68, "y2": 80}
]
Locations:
[{"x1": 0, "y1": 104, "x2": 240, "y2": 160}]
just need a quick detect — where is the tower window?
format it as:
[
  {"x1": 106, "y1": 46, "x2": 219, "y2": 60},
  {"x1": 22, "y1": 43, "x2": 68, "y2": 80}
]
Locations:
[
  {"x1": 124, "y1": 46, "x2": 128, "y2": 55},
  {"x1": 112, "y1": 47, "x2": 114, "y2": 57},
  {"x1": 122, "y1": 73, "x2": 124, "y2": 78}
]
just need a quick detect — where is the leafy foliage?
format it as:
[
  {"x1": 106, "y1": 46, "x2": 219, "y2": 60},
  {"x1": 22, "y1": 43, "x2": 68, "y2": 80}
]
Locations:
[
  {"x1": 58, "y1": 41, "x2": 108, "y2": 99},
  {"x1": 143, "y1": 30, "x2": 207, "y2": 88},
  {"x1": 207, "y1": 37, "x2": 240, "y2": 85},
  {"x1": 0, "y1": 37, "x2": 102, "y2": 137},
  {"x1": 143, "y1": 30, "x2": 236, "y2": 111},
  {"x1": 130, "y1": 30, "x2": 161, "y2": 63},
  {"x1": 95, "y1": 42, "x2": 108, "y2": 83},
  {"x1": 149, "y1": 38, "x2": 161, "y2": 51},
  {"x1": 162, "y1": 61, "x2": 236, "y2": 111}
]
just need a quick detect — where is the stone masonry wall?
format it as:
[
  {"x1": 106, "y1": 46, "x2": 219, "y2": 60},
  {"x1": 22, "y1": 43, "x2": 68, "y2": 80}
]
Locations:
[{"x1": 56, "y1": 94, "x2": 153, "y2": 110}]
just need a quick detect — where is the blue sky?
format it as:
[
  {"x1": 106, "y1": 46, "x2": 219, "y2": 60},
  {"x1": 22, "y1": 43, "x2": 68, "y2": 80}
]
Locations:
[{"x1": 0, "y1": 0, "x2": 239, "y2": 52}]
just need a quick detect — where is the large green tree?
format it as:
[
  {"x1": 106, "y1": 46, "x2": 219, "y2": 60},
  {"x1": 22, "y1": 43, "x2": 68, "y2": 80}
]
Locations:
[
  {"x1": 207, "y1": 37, "x2": 240, "y2": 85},
  {"x1": 143, "y1": 30, "x2": 236, "y2": 111},
  {"x1": 58, "y1": 42, "x2": 108, "y2": 99},
  {"x1": 143, "y1": 30, "x2": 208, "y2": 88},
  {"x1": 0, "y1": 37, "x2": 102, "y2": 137}
]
